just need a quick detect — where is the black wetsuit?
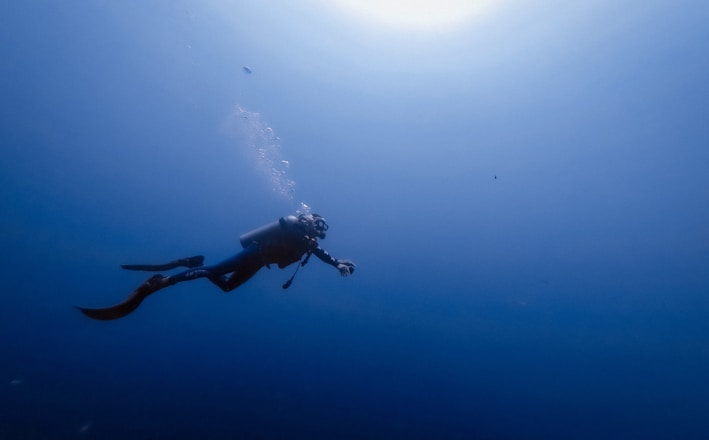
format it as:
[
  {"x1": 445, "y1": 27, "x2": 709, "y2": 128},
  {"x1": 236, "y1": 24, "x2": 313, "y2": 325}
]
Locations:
[
  {"x1": 163, "y1": 234, "x2": 339, "y2": 292},
  {"x1": 77, "y1": 226, "x2": 343, "y2": 320}
]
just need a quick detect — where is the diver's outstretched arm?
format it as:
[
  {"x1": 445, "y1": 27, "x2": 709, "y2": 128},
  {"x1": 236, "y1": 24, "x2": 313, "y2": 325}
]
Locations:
[{"x1": 311, "y1": 245, "x2": 355, "y2": 277}]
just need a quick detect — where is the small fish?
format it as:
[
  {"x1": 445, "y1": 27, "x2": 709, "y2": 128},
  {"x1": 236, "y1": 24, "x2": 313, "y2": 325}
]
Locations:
[
  {"x1": 79, "y1": 422, "x2": 92, "y2": 435},
  {"x1": 243, "y1": 66, "x2": 253, "y2": 74},
  {"x1": 9, "y1": 378, "x2": 23, "y2": 386}
]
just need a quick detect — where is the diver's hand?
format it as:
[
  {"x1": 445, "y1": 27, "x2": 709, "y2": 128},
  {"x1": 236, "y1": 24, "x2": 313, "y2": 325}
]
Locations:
[{"x1": 336, "y1": 259, "x2": 356, "y2": 277}]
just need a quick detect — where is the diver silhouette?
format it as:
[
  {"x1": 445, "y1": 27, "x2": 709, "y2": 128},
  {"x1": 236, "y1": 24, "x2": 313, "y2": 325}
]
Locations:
[{"x1": 77, "y1": 214, "x2": 356, "y2": 320}]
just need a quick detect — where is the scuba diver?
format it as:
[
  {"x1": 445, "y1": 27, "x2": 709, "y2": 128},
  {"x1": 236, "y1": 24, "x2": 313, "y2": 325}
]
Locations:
[{"x1": 77, "y1": 213, "x2": 356, "y2": 320}]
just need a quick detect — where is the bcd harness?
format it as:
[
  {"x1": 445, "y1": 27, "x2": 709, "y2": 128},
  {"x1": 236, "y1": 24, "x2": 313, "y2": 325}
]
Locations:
[{"x1": 282, "y1": 238, "x2": 316, "y2": 289}]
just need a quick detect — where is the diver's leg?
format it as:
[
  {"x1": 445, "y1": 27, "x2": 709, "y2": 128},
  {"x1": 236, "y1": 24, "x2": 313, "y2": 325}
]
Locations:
[
  {"x1": 78, "y1": 261, "x2": 216, "y2": 321},
  {"x1": 77, "y1": 248, "x2": 262, "y2": 320},
  {"x1": 121, "y1": 256, "x2": 205, "y2": 271},
  {"x1": 205, "y1": 245, "x2": 264, "y2": 292},
  {"x1": 208, "y1": 262, "x2": 263, "y2": 292}
]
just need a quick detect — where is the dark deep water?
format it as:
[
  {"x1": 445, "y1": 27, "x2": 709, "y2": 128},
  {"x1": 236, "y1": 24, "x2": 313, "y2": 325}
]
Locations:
[{"x1": 2, "y1": 1, "x2": 709, "y2": 439}]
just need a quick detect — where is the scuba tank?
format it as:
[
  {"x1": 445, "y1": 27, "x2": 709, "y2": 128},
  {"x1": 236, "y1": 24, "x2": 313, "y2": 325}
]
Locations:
[{"x1": 239, "y1": 215, "x2": 299, "y2": 248}]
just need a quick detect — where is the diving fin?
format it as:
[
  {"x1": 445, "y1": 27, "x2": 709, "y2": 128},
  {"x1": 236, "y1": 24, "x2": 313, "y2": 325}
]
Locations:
[
  {"x1": 76, "y1": 274, "x2": 166, "y2": 321},
  {"x1": 121, "y1": 256, "x2": 204, "y2": 271}
]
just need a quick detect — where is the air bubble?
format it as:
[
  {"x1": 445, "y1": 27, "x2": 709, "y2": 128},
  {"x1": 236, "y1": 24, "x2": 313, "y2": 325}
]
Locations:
[{"x1": 226, "y1": 105, "x2": 298, "y2": 202}]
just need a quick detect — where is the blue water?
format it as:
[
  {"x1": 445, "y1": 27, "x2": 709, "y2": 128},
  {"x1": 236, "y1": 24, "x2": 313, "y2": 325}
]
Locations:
[{"x1": 2, "y1": 1, "x2": 709, "y2": 438}]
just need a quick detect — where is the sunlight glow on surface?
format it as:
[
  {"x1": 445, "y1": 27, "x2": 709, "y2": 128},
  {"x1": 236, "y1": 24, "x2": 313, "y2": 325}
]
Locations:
[{"x1": 331, "y1": 0, "x2": 495, "y2": 32}]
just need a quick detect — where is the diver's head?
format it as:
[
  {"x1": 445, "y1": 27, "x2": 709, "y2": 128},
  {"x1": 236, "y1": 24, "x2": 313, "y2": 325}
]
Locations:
[{"x1": 298, "y1": 213, "x2": 329, "y2": 239}]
